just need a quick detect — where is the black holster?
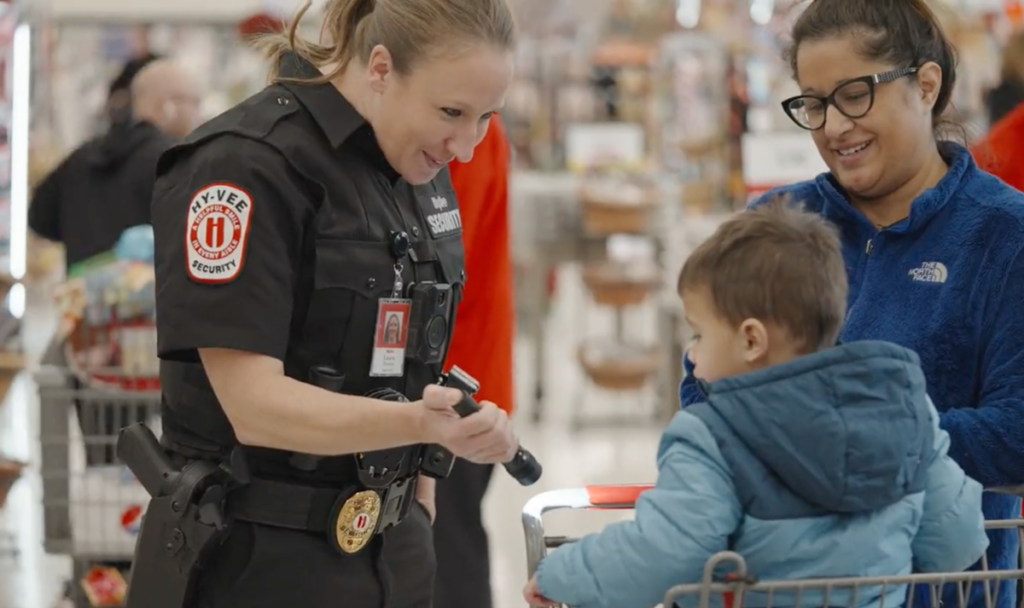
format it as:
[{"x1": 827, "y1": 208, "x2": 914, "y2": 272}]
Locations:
[{"x1": 117, "y1": 423, "x2": 242, "y2": 608}]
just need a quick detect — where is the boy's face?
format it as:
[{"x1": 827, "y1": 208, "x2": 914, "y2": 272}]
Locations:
[{"x1": 682, "y1": 288, "x2": 756, "y2": 383}]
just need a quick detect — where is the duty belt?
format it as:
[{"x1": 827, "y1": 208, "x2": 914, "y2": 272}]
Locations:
[{"x1": 226, "y1": 473, "x2": 419, "y2": 556}]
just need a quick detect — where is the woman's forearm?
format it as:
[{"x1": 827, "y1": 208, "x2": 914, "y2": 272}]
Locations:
[
  {"x1": 940, "y1": 401, "x2": 1024, "y2": 487},
  {"x1": 201, "y1": 347, "x2": 430, "y2": 455},
  {"x1": 237, "y1": 373, "x2": 428, "y2": 455}
]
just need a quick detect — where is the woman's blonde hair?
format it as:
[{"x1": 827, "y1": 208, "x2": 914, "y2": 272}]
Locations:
[
  {"x1": 257, "y1": 0, "x2": 516, "y2": 84},
  {"x1": 1001, "y1": 30, "x2": 1024, "y2": 83}
]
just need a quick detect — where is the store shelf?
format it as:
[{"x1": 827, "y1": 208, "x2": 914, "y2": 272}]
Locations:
[{"x1": 22, "y1": 0, "x2": 277, "y2": 24}]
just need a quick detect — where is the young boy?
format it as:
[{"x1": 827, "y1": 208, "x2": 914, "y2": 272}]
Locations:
[{"x1": 523, "y1": 201, "x2": 988, "y2": 608}]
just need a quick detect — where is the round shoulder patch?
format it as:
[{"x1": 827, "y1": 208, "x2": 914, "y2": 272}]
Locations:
[{"x1": 185, "y1": 182, "x2": 253, "y2": 283}]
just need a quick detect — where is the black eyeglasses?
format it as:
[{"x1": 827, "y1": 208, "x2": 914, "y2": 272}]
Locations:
[{"x1": 781, "y1": 67, "x2": 919, "y2": 131}]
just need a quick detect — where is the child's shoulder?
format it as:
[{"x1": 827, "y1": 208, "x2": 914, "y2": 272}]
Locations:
[{"x1": 657, "y1": 407, "x2": 729, "y2": 464}]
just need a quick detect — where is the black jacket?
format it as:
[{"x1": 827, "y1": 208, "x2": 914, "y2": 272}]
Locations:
[{"x1": 28, "y1": 120, "x2": 175, "y2": 269}]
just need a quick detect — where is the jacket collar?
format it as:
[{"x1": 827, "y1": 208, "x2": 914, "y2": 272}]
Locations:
[
  {"x1": 275, "y1": 52, "x2": 400, "y2": 182},
  {"x1": 814, "y1": 141, "x2": 974, "y2": 234},
  {"x1": 275, "y1": 52, "x2": 365, "y2": 150}
]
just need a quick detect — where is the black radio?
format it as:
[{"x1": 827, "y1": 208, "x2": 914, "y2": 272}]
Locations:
[{"x1": 405, "y1": 281, "x2": 453, "y2": 365}]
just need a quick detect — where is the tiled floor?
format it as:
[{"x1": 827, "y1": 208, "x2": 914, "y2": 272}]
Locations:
[{"x1": 0, "y1": 264, "x2": 671, "y2": 608}]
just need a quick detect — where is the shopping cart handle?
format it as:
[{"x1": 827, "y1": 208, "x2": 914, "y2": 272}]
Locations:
[
  {"x1": 990, "y1": 484, "x2": 1024, "y2": 499},
  {"x1": 585, "y1": 484, "x2": 654, "y2": 509},
  {"x1": 522, "y1": 484, "x2": 656, "y2": 591},
  {"x1": 522, "y1": 485, "x2": 656, "y2": 519}
]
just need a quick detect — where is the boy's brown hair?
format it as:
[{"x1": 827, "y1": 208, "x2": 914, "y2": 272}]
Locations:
[{"x1": 677, "y1": 197, "x2": 848, "y2": 352}]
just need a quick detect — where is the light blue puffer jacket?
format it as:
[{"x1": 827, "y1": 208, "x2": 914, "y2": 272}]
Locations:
[{"x1": 534, "y1": 341, "x2": 988, "y2": 608}]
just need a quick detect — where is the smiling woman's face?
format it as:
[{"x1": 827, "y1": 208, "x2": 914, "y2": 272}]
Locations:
[
  {"x1": 795, "y1": 36, "x2": 938, "y2": 200},
  {"x1": 365, "y1": 45, "x2": 514, "y2": 185}
]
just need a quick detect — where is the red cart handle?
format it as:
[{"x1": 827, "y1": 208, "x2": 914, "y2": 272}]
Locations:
[{"x1": 584, "y1": 484, "x2": 654, "y2": 509}]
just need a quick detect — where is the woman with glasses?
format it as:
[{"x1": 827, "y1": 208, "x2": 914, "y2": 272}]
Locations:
[{"x1": 680, "y1": 1, "x2": 1024, "y2": 607}]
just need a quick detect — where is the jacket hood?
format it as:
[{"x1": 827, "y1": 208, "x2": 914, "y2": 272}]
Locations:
[
  {"x1": 84, "y1": 120, "x2": 164, "y2": 169},
  {"x1": 703, "y1": 341, "x2": 934, "y2": 513}
]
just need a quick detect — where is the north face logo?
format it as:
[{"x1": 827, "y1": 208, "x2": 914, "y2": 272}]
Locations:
[{"x1": 908, "y1": 262, "x2": 948, "y2": 284}]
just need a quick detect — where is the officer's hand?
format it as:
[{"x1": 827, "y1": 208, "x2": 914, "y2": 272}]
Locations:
[{"x1": 419, "y1": 385, "x2": 517, "y2": 464}]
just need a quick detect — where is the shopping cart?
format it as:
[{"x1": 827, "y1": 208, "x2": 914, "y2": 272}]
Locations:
[
  {"x1": 37, "y1": 315, "x2": 160, "y2": 608},
  {"x1": 523, "y1": 484, "x2": 1024, "y2": 608}
]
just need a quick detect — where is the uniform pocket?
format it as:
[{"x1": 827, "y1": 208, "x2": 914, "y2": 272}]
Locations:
[
  {"x1": 194, "y1": 521, "x2": 261, "y2": 606},
  {"x1": 382, "y1": 502, "x2": 436, "y2": 608},
  {"x1": 313, "y1": 238, "x2": 396, "y2": 296},
  {"x1": 303, "y1": 239, "x2": 412, "y2": 392}
]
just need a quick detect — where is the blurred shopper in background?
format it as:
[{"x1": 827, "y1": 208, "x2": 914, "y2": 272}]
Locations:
[
  {"x1": 33, "y1": 55, "x2": 201, "y2": 603},
  {"x1": 972, "y1": 101, "x2": 1024, "y2": 192},
  {"x1": 972, "y1": 31, "x2": 1024, "y2": 193},
  {"x1": 985, "y1": 30, "x2": 1024, "y2": 126},
  {"x1": 104, "y1": 52, "x2": 163, "y2": 125},
  {"x1": 28, "y1": 57, "x2": 201, "y2": 271},
  {"x1": 434, "y1": 115, "x2": 516, "y2": 608},
  {"x1": 30, "y1": 55, "x2": 202, "y2": 491}
]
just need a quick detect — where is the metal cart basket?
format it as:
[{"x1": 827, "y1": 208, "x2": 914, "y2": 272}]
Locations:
[
  {"x1": 36, "y1": 321, "x2": 160, "y2": 608},
  {"x1": 523, "y1": 484, "x2": 1024, "y2": 608}
]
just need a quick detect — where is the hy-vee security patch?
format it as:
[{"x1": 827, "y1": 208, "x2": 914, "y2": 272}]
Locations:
[{"x1": 186, "y1": 182, "x2": 253, "y2": 283}]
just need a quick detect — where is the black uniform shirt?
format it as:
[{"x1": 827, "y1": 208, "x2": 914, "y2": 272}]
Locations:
[{"x1": 152, "y1": 55, "x2": 465, "y2": 479}]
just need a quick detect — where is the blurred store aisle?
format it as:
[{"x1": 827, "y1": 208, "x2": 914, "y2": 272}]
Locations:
[
  {"x1": 0, "y1": 266, "x2": 666, "y2": 608},
  {"x1": 0, "y1": 282, "x2": 72, "y2": 608}
]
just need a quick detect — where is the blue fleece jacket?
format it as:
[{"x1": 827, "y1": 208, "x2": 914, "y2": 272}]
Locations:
[
  {"x1": 679, "y1": 143, "x2": 1024, "y2": 608},
  {"x1": 537, "y1": 342, "x2": 988, "y2": 608}
]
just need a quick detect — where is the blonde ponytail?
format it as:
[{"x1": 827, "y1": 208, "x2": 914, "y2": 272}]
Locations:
[
  {"x1": 254, "y1": 0, "x2": 515, "y2": 84},
  {"x1": 254, "y1": 0, "x2": 376, "y2": 84}
]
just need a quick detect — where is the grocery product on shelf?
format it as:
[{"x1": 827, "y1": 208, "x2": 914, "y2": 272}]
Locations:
[{"x1": 653, "y1": 31, "x2": 731, "y2": 213}]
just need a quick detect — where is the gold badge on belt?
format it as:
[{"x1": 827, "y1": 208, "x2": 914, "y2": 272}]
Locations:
[{"x1": 333, "y1": 490, "x2": 382, "y2": 554}]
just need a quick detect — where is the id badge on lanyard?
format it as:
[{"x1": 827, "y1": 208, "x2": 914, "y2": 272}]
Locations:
[{"x1": 370, "y1": 261, "x2": 412, "y2": 377}]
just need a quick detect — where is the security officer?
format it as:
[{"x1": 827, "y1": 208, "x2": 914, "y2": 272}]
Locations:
[{"x1": 139, "y1": 0, "x2": 519, "y2": 606}]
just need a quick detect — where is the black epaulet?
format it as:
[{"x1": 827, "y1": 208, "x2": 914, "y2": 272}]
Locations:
[{"x1": 156, "y1": 86, "x2": 300, "y2": 177}]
